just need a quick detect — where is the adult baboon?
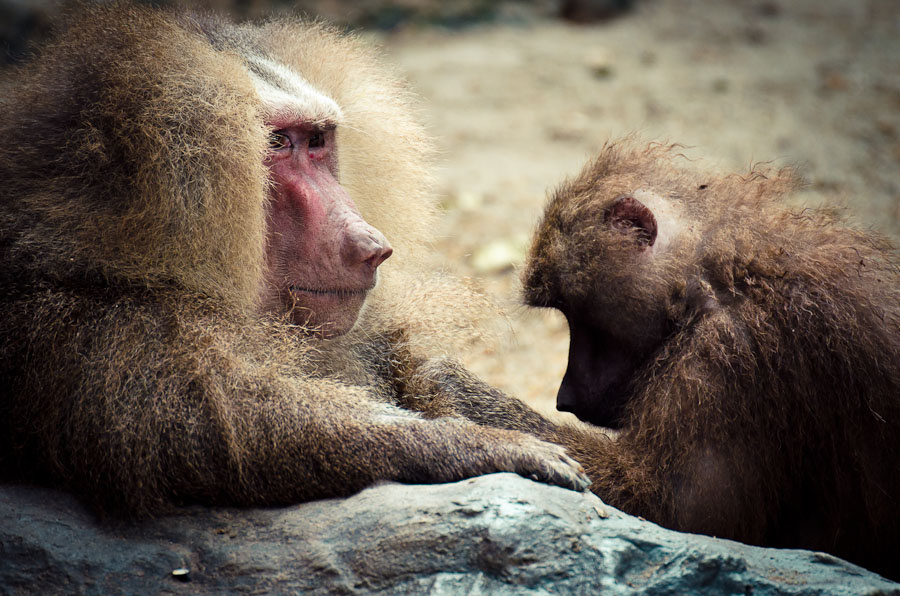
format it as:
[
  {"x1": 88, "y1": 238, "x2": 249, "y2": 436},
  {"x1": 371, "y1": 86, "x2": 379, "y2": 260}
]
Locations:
[
  {"x1": 0, "y1": 5, "x2": 588, "y2": 518},
  {"x1": 520, "y1": 139, "x2": 899, "y2": 580}
]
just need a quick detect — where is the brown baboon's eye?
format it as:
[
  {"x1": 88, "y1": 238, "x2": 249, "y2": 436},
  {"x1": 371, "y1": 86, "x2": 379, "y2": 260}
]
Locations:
[
  {"x1": 268, "y1": 131, "x2": 291, "y2": 151},
  {"x1": 309, "y1": 132, "x2": 326, "y2": 149}
]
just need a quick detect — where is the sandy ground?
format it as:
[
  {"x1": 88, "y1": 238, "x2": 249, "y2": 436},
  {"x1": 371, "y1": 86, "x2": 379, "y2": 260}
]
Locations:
[{"x1": 378, "y1": 0, "x2": 900, "y2": 418}]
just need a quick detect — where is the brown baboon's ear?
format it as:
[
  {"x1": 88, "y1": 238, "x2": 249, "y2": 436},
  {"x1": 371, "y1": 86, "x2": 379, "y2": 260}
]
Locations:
[{"x1": 604, "y1": 195, "x2": 658, "y2": 248}]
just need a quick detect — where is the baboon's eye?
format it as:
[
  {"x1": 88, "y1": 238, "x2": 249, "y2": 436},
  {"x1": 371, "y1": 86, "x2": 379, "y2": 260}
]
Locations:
[
  {"x1": 309, "y1": 132, "x2": 326, "y2": 149},
  {"x1": 268, "y1": 131, "x2": 291, "y2": 151}
]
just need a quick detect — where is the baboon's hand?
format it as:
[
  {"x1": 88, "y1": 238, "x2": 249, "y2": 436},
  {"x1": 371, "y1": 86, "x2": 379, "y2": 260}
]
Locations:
[
  {"x1": 498, "y1": 432, "x2": 592, "y2": 491},
  {"x1": 427, "y1": 423, "x2": 591, "y2": 492}
]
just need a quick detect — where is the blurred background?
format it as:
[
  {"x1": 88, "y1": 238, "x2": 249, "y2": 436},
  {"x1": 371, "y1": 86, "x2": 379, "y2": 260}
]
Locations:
[{"x1": 4, "y1": 0, "x2": 898, "y2": 418}]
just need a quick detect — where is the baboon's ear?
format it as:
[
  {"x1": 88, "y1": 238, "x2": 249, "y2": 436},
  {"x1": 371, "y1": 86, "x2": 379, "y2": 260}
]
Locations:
[{"x1": 604, "y1": 195, "x2": 658, "y2": 248}]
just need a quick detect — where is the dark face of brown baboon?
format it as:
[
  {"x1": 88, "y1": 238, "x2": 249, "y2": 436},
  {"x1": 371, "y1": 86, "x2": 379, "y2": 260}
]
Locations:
[
  {"x1": 553, "y1": 196, "x2": 659, "y2": 427},
  {"x1": 523, "y1": 139, "x2": 900, "y2": 580},
  {"x1": 525, "y1": 181, "x2": 684, "y2": 429},
  {"x1": 0, "y1": 5, "x2": 588, "y2": 519}
]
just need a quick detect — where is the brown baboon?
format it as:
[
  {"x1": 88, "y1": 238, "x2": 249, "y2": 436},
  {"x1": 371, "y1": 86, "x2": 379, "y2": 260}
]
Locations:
[
  {"x1": 520, "y1": 139, "x2": 900, "y2": 580},
  {"x1": 0, "y1": 5, "x2": 588, "y2": 518}
]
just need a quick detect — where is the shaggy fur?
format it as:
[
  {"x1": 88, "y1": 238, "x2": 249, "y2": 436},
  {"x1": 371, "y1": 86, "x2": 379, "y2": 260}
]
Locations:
[
  {"x1": 524, "y1": 139, "x2": 900, "y2": 580},
  {"x1": 0, "y1": 4, "x2": 587, "y2": 518}
]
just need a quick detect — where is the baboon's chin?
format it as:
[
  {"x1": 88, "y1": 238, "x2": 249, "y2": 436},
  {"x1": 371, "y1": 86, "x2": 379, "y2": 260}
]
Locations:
[{"x1": 288, "y1": 289, "x2": 369, "y2": 338}]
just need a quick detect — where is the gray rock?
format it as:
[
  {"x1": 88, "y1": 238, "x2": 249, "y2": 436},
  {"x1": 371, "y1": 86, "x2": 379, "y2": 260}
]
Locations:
[{"x1": 0, "y1": 474, "x2": 896, "y2": 595}]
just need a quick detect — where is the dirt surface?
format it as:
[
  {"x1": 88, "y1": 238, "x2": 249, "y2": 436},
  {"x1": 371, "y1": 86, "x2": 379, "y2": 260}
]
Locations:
[{"x1": 380, "y1": 0, "x2": 900, "y2": 417}]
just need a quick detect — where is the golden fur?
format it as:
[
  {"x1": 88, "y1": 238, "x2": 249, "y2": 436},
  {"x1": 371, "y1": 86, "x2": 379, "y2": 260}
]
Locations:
[{"x1": 0, "y1": 4, "x2": 587, "y2": 517}]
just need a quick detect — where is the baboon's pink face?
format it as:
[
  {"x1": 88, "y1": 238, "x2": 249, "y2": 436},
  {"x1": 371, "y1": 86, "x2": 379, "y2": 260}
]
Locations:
[{"x1": 258, "y1": 121, "x2": 392, "y2": 337}]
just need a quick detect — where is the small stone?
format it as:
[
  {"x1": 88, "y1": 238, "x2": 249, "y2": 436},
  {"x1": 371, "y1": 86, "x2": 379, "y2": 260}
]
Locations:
[
  {"x1": 584, "y1": 49, "x2": 614, "y2": 79},
  {"x1": 471, "y1": 238, "x2": 527, "y2": 274},
  {"x1": 712, "y1": 78, "x2": 730, "y2": 93},
  {"x1": 171, "y1": 568, "x2": 191, "y2": 582},
  {"x1": 549, "y1": 111, "x2": 590, "y2": 141},
  {"x1": 454, "y1": 190, "x2": 484, "y2": 211}
]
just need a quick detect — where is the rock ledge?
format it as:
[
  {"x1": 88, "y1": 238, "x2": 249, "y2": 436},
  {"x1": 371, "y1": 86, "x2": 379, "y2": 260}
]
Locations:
[{"x1": 1, "y1": 474, "x2": 897, "y2": 595}]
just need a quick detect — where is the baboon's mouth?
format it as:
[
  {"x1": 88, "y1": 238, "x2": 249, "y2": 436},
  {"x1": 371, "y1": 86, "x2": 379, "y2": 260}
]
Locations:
[
  {"x1": 288, "y1": 284, "x2": 373, "y2": 298},
  {"x1": 283, "y1": 278, "x2": 377, "y2": 335}
]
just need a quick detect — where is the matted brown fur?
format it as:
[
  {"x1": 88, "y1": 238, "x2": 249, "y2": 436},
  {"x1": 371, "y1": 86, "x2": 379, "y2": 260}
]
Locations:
[
  {"x1": 524, "y1": 139, "x2": 900, "y2": 580},
  {"x1": 0, "y1": 4, "x2": 588, "y2": 518}
]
